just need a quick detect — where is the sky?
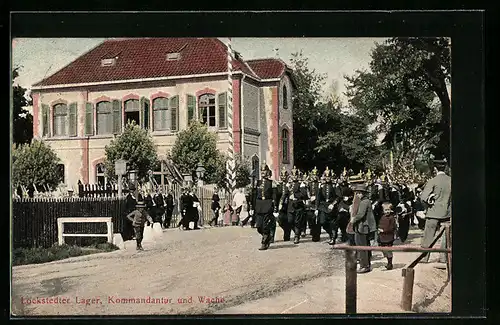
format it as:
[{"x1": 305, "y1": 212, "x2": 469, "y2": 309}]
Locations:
[{"x1": 11, "y1": 37, "x2": 388, "y2": 106}]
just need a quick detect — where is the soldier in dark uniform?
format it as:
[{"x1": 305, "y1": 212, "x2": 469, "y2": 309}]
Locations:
[
  {"x1": 123, "y1": 190, "x2": 137, "y2": 240},
  {"x1": 337, "y1": 173, "x2": 353, "y2": 243},
  {"x1": 300, "y1": 171, "x2": 310, "y2": 238},
  {"x1": 273, "y1": 167, "x2": 289, "y2": 242},
  {"x1": 179, "y1": 187, "x2": 193, "y2": 230},
  {"x1": 277, "y1": 168, "x2": 291, "y2": 241},
  {"x1": 154, "y1": 188, "x2": 166, "y2": 228},
  {"x1": 314, "y1": 167, "x2": 338, "y2": 245},
  {"x1": 248, "y1": 163, "x2": 279, "y2": 251},
  {"x1": 283, "y1": 167, "x2": 308, "y2": 244},
  {"x1": 189, "y1": 187, "x2": 201, "y2": 230},
  {"x1": 164, "y1": 188, "x2": 175, "y2": 228},
  {"x1": 305, "y1": 167, "x2": 320, "y2": 241}
]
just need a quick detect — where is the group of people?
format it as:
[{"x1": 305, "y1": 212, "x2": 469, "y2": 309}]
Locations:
[{"x1": 246, "y1": 159, "x2": 451, "y2": 274}]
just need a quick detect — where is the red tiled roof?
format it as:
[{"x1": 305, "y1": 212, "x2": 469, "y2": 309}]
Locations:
[
  {"x1": 246, "y1": 58, "x2": 287, "y2": 79},
  {"x1": 33, "y1": 38, "x2": 261, "y2": 87}
]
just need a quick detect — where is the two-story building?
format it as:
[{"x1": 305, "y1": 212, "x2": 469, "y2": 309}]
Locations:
[{"x1": 31, "y1": 38, "x2": 295, "y2": 189}]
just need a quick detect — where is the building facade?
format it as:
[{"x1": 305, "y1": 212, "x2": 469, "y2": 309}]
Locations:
[{"x1": 31, "y1": 38, "x2": 295, "y2": 189}]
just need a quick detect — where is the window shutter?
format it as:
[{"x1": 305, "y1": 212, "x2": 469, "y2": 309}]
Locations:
[
  {"x1": 112, "y1": 100, "x2": 121, "y2": 134},
  {"x1": 170, "y1": 96, "x2": 179, "y2": 132},
  {"x1": 84, "y1": 102, "x2": 94, "y2": 136},
  {"x1": 41, "y1": 104, "x2": 50, "y2": 136},
  {"x1": 141, "y1": 97, "x2": 150, "y2": 130},
  {"x1": 187, "y1": 95, "x2": 195, "y2": 125},
  {"x1": 218, "y1": 92, "x2": 227, "y2": 129},
  {"x1": 68, "y1": 102, "x2": 78, "y2": 136}
]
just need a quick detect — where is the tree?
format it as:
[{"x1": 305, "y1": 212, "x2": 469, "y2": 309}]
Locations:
[
  {"x1": 12, "y1": 67, "x2": 33, "y2": 145},
  {"x1": 345, "y1": 37, "x2": 451, "y2": 161},
  {"x1": 104, "y1": 121, "x2": 158, "y2": 182},
  {"x1": 12, "y1": 140, "x2": 63, "y2": 191},
  {"x1": 234, "y1": 154, "x2": 251, "y2": 189},
  {"x1": 170, "y1": 120, "x2": 226, "y2": 185}
]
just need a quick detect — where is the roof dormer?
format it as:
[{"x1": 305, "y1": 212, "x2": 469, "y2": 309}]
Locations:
[
  {"x1": 101, "y1": 58, "x2": 116, "y2": 67},
  {"x1": 166, "y1": 52, "x2": 181, "y2": 61}
]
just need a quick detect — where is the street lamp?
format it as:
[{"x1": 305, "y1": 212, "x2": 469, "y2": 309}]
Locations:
[
  {"x1": 128, "y1": 169, "x2": 138, "y2": 199},
  {"x1": 195, "y1": 162, "x2": 206, "y2": 186}
]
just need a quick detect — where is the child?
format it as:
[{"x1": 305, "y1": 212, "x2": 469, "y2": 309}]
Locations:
[
  {"x1": 378, "y1": 202, "x2": 397, "y2": 270},
  {"x1": 126, "y1": 201, "x2": 154, "y2": 251},
  {"x1": 222, "y1": 201, "x2": 234, "y2": 227}
]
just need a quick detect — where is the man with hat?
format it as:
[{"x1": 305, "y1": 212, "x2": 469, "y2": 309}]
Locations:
[
  {"x1": 275, "y1": 167, "x2": 290, "y2": 241},
  {"x1": 248, "y1": 162, "x2": 279, "y2": 250},
  {"x1": 179, "y1": 186, "x2": 193, "y2": 230},
  {"x1": 419, "y1": 158, "x2": 451, "y2": 264},
  {"x1": 126, "y1": 200, "x2": 154, "y2": 250},
  {"x1": 283, "y1": 166, "x2": 309, "y2": 244},
  {"x1": 314, "y1": 167, "x2": 338, "y2": 245},
  {"x1": 349, "y1": 183, "x2": 377, "y2": 273},
  {"x1": 305, "y1": 167, "x2": 321, "y2": 240}
]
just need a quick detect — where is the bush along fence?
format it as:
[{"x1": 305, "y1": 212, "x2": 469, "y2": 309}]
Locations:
[{"x1": 12, "y1": 197, "x2": 127, "y2": 249}]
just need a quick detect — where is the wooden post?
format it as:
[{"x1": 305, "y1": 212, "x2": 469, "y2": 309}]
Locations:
[
  {"x1": 57, "y1": 219, "x2": 64, "y2": 245},
  {"x1": 107, "y1": 221, "x2": 113, "y2": 244},
  {"x1": 446, "y1": 225, "x2": 452, "y2": 281},
  {"x1": 401, "y1": 267, "x2": 415, "y2": 311},
  {"x1": 345, "y1": 249, "x2": 357, "y2": 314}
]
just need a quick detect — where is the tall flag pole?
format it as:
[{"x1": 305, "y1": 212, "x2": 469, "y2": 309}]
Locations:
[{"x1": 226, "y1": 38, "x2": 236, "y2": 195}]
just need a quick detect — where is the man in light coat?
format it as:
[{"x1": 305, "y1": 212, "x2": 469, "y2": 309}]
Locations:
[
  {"x1": 349, "y1": 183, "x2": 377, "y2": 273},
  {"x1": 419, "y1": 159, "x2": 452, "y2": 263}
]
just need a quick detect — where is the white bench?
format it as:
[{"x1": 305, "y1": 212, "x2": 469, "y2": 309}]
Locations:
[{"x1": 57, "y1": 217, "x2": 113, "y2": 246}]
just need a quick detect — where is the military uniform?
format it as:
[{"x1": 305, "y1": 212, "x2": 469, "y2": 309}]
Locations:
[
  {"x1": 249, "y1": 163, "x2": 279, "y2": 250},
  {"x1": 283, "y1": 167, "x2": 309, "y2": 244},
  {"x1": 275, "y1": 167, "x2": 290, "y2": 241},
  {"x1": 305, "y1": 167, "x2": 320, "y2": 241},
  {"x1": 179, "y1": 189, "x2": 193, "y2": 230},
  {"x1": 313, "y1": 168, "x2": 338, "y2": 245}
]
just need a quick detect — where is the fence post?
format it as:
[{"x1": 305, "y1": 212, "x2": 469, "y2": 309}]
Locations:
[
  {"x1": 57, "y1": 218, "x2": 64, "y2": 245},
  {"x1": 345, "y1": 249, "x2": 357, "y2": 314},
  {"x1": 401, "y1": 267, "x2": 415, "y2": 311}
]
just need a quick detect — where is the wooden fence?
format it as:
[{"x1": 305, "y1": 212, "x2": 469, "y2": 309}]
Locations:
[{"x1": 12, "y1": 197, "x2": 126, "y2": 249}]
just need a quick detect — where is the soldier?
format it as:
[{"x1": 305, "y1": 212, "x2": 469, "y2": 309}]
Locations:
[
  {"x1": 305, "y1": 167, "x2": 320, "y2": 241},
  {"x1": 179, "y1": 186, "x2": 193, "y2": 230},
  {"x1": 164, "y1": 188, "x2": 175, "y2": 228},
  {"x1": 123, "y1": 190, "x2": 137, "y2": 240},
  {"x1": 248, "y1": 163, "x2": 279, "y2": 251},
  {"x1": 282, "y1": 167, "x2": 308, "y2": 244},
  {"x1": 314, "y1": 167, "x2": 338, "y2": 245},
  {"x1": 337, "y1": 172, "x2": 353, "y2": 243},
  {"x1": 153, "y1": 187, "x2": 166, "y2": 227},
  {"x1": 274, "y1": 167, "x2": 289, "y2": 242},
  {"x1": 300, "y1": 171, "x2": 310, "y2": 238},
  {"x1": 189, "y1": 187, "x2": 201, "y2": 230}
]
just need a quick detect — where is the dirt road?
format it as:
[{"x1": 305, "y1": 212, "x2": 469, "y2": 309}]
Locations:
[{"x1": 11, "y1": 226, "x2": 450, "y2": 316}]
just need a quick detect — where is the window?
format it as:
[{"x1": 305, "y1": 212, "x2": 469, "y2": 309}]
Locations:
[
  {"x1": 282, "y1": 129, "x2": 290, "y2": 163},
  {"x1": 166, "y1": 53, "x2": 181, "y2": 60},
  {"x1": 96, "y1": 101, "x2": 113, "y2": 135},
  {"x1": 218, "y1": 92, "x2": 227, "y2": 129},
  {"x1": 283, "y1": 85, "x2": 288, "y2": 109},
  {"x1": 199, "y1": 93, "x2": 216, "y2": 127},
  {"x1": 187, "y1": 95, "x2": 196, "y2": 125},
  {"x1": 84, "y1": 102, "x2": 94, "y2": 136},
  {"x1": 170, "y1": 96, "x2": 179, "y2": 131},
  {"x1": 53, "y1": 103, "x2": 68, "y2": 136},
  {"x1": 101, "y1": 58, "x2": 116, "y2": 66},
  {"x1": 96, "y1": 163, "x2": 107, "y2": 186},
  {"x1": 124, "y1": 99, "x2": 140, "y2": 126},
  {"x1": 57, "y1": 164, "x2": 65, "y2": 184},
  {"x1": 41, "y1": 104, "x2": 50, "y2": 136},
  {"x1": 153, "y1": 97, "x2": 169, "y2": 131}
]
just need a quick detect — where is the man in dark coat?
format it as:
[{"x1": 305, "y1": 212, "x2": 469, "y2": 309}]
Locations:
[
  {"x1": 248, "y1": 163, "x2": 279, "y2": 250},
  {"x1": 305, "y1": 167, "x2": 320, "y2": 241},
  {"x1": 419, "y1": 159, "x2": 452, "y2": 263},
  {"x1": 274, "y1": 167, "x2": 289, "y2": 242},
  {"x1": 314, "y1": 167, "x2": 338, "y2": 245},
  {"x1": 336, "y1": 178, "x2": 353, "y2": 243},
  {"x1": 144, "y1": 190, "x2": 156, "y2": 227},
  {"x1": 189, "y1": 187, "x2": 201, "y2": 230},
  {"x1": 179, "y1": 187, "x2": 193, "y2": 230},
  {"x1": 154, "y1": 188, "x2": 166, "y2": 228},
  {"x1": 209, "y1": 187, "x2": 221, "y2": 226},
  {"x1": 283, "y1": 167, "x2": 309, "y2": 244},
  {"x1": 123, "y1": 190, "x2": 137, "y2": 240},
  {"x1": 164, "y1": 188, "x2": 175, "y2": 228}
]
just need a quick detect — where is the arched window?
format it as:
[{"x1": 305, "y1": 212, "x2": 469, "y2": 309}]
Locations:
[
  {"x1": 282, "y1": 85, "x2": 288, "y2": 109},
  {"x1": 53, "y1": 103, "x2": 68, "y2": 136},
  {"x1": 282, "y1": 129, "x2": 289, "y2": 163},
  {"x1": 57, "y1": 164, "x2": 65, "y2": 184},
  {"x1": 198, "y1": 93, "x2": 216, "y2": 127},
  {"x1": 96, "y1": 101, "x2": 113, "y2": 135},
  {"x1": 96, "y1": 163, "x2": 107, "y2": 186},
  {"x1": 153, "y1": 97, "x2": 169, "y2": 131},
  {"x1": 124, "y1": 99, "x2": 140, "y2": 126}
]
